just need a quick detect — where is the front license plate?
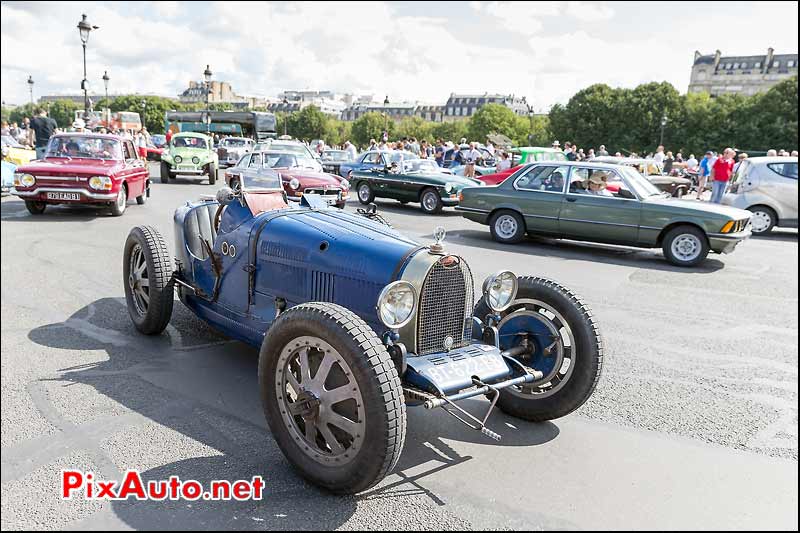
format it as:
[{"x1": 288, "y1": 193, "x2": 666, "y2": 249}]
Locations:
[{"x1": 46, "y1": 192, "x2": 81, "y2": 201}]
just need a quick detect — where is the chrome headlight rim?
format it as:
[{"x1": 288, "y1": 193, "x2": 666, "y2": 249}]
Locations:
[
  {"x1": 444, "y1": 182, "x2": 454, "y2": 193},
  {"x1": 192, "y1": 156, "x2": 200, "y2": 164},
  {"x1": 16, "y1": 173, "x2": 36, "y2": 188},
  {"x1": 174, "y1": 155, "x2": 183, "y2": 164},
  {"x1": 482, "y1": 270, "x2": 518, "y2": 312},
  {"x1": 376, "y1": 280, "x2": 418, "y2": 329},
  {"x1": 289, "y1": 177, "x2": 300, "y2": 190}
]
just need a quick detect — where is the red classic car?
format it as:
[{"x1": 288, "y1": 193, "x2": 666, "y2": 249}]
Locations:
[
  {"x1": 224, "y1": 150, "x2": 349, "y2": 208},
  {"x1": 12, "y1": 133, "x2": 150, "y2": 216},
  {"x1": 480, "y1": 165, "x2": 524, "y2": 185}
]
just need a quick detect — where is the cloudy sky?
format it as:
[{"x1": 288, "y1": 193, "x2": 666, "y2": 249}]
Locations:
[{"x1": 1, "y1": 1, "x2": 797, "y2": 109}]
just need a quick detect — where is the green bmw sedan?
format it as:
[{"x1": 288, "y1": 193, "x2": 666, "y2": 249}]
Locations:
[{"x1": 456, "y1": 161, "x2": 752, "y2": 267}]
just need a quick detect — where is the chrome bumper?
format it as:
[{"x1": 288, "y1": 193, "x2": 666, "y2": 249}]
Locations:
[{"x1": 11, "y1": 187, "x2": 117, "y2": 200}]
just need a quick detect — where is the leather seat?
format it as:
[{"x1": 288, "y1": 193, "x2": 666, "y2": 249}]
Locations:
[{"x1": 184, "y1": 202, "x2": 218, "y2": 260}]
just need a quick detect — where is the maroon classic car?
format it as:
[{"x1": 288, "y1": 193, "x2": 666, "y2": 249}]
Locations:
[
  {"x1": 12, "y1": 133, "x2": 150, "y2": 216},
  {"x1": 224, "y1": 150, "x2": 350, "y2": 208}
]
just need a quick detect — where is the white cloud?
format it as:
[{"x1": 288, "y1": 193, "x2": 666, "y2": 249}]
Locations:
[
  {"x1": 151, "y1": 1, "x2": 181, "y2": 18},
  {"x1": 566, "y1": 1, "x2": 614, "y2": 21}
]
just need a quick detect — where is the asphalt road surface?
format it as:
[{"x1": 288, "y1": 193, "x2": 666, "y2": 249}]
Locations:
[{"x1": 1, "y1": 168, "x2": 797, "y2": 530}]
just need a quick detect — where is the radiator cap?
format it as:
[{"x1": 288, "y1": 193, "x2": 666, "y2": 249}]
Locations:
[{"x1": 429, "y1": 226, "x2": 446, "y2": 254}]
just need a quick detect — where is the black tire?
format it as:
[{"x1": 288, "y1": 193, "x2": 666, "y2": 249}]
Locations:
[
  {"x1": 207, "y1": 164, "x2": 217, "y2": 185},
  {"x1": 662, "y1": 225, "x2": 709, "y2": 267},
  {"x1": 673, "y1": 186, "x2": 687, "y2": 198},
  {"x1": 356, "y1": 182, "x2": 374, "y2": 204},
  {"x1": 123, "y1": 225, "x2": 174, "y2": 335},
  {"x1": 259, "y1": 302, "x2": 405, "y2": 494},
  {"x1": 489, "y1": 209, "x2": 525, "y2": 244},
  {"x1": 136, "y1": 184, "x2": 147, "y2": 205},
  {"x1": 419, "y1": 187, "x2": 443, "y2": 214},
  {"x1": 110, "y1": 186, "x2": 127, "y2": 217},
  {"x1": 24, "y1": 201, "x2": 46, "y2": 215},
  {"x1": 748, "y1": 206, "x2": 777, "y2": 235},
  {"x1": 160, "y1": 161, "x2": 171, "y2": 184},
  {"x1": 473, "y1": 276, "x2": 603, "y2": 421}
]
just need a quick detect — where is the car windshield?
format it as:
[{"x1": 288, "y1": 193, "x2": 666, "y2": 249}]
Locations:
[
  {"x1": 46, "y1": 136, "x2": 122, "y2": 160},
  {"x1": 402, "y1": 159, "x2": 440, "y2": 173},
  {"x1": 619, "y1": 166, "x2": 662, "y2": 197},
  {"x1": 270, "y1": 143, "x2": 309, "y2": 156},
  {"x1": 241, "y1": 168, "x2": 282, "y2": 191},
  {"x1": 387, "y1": 151, "x2": 418, "y2": 164},
  {"x1": 263, "y1": 153, "x2": 318, "y2": 170},
  {"x1": 223, "y1": 138, "x2": 250, "y2": 147},
  {"x1": 322, "y1": 151, "x2": 348, "y2": 161},
  {"x1": 172, "y1": 136, "x2": 207, "y2": 149}
]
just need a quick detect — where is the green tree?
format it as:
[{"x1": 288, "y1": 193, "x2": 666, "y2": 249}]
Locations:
[
  {"x1": 429, "y1": 120, "x2": 468, "y2": 143},
  {"x1": 287, "y1": 105, "x2": 328, "y2": 142},
  {"x1": 395, "y1": 116, "x2": 433, "y2": 142},
  {"x1": 467, "y1": 103, "x2": 518, "y2": 143},
  {"x1": 351, "y1": 112, "x2": 394, "y2": 147}
]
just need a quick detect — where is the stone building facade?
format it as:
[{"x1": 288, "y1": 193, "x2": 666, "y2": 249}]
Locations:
[{"x1": 688, "y1": 48, "x2": 798, "y2": 97}]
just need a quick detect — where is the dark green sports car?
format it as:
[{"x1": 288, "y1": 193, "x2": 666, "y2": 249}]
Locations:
[
  {"x1": 352, "y1": 158, "x2": 484, "y2": 214},
  {"x1": 456, "y1": 161, "x2": 753, "y2": 267}
]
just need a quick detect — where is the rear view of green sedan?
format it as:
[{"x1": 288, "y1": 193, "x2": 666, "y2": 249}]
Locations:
[{"x1": 457, "y1": 162, "x2": 752, "y2": 267}]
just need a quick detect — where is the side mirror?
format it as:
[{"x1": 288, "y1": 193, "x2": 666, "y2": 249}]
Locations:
[
  {"x1": 216, "y1": 186, "x2": 236, "y2": 205},
  {"x1": 618, "y1": 188, "x2": 636, "y2": 200}
]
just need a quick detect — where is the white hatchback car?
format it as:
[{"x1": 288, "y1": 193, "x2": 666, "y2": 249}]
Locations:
[{"x1": 723, "y1": 157, "x2": 798, "y2": 234}]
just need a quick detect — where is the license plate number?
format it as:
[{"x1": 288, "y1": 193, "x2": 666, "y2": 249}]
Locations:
[{"x1": 46, "y1": 192, "x2": 81, "y2": 201}]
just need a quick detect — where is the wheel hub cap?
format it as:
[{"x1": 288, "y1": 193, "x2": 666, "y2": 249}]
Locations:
[
  {"x1": 672, "y1": 234, "x2": 701, "y2": 261},
  {"x1": 497, "y1": 215, "x2": 517, "y2": 238}
]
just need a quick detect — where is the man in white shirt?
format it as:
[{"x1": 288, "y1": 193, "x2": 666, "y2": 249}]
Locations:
[
  {"x1": 685, "y1": 154, "x2": 699, "y2": 170},
  {"x1": 653, "y1": 145, "x2": 665, "y2": 163},
  {"x1": 344, "y1": 140, "x2": 357, "y2": 161},
  {"x1": 464, "y1": 142, "x2": 482, "y2": 178}
]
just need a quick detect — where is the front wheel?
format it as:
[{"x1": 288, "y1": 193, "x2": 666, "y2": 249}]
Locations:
[
  {"x1": 110, "y1": 187, "x2": 127, "y2": 217},
  {"x1": 357, "y1": 182, "x2": 374, "y2": 204},
  {"x1": 123, "y1": 226, "x2": 174, "y2": 335},
  {"x1": 419, "y1": 188, "x2": 443, "y2": 214},
  {"x1": 489, "y1": 210, "x2": 525, "y2": 243},
  {"x1": 25, "y1": 201, "x2": 47, "y2": 215},
  {"x1": 473, "y1": 276, "x2": 603, "y2": 421},
  {"x1": 160, "y1": 161, "x2": 171, "y2": 184},
  {"x1": 259, "y1": 302, "x2": 405, "y2": 494},
  {"x1": 207, "y1": 164, "x2": 217, "y2": 185},
  {"x1": 662, "y1": 225, "x2": 709, "y2": 267}
]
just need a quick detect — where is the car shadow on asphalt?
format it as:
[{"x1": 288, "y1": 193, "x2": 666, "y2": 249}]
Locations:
[
  {"x1": 439, "y1": 229, "x2": 728, "y2": 273},
  {"x1": 1, "y1": 198, "x2": 113, "y2": 221},
  {"x1": 750, "y1": 230, "x2": 798, "y2": 243},
  {"x1": 26, "y1": 297, "x2": 559, "y2": 528},
  {"x1": 360, "y1": 199, "x2": 463, "y2": 218}
]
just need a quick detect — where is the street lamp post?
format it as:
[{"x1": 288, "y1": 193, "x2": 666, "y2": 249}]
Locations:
[
  {"x1": 660, "y1": 113, "x2": 668, "y2": 147},
  {"x1": 27, "y1": 75, "x2": 34, "y2": 109},
  {"x1": 527, "y1": 105, "x2": 535, "y2": 143},
  {"x1": 141, "y1": 99, "x2": 147, "y2": 131},
  {"x1": 102, "y1": 71, "x2": 110, "y2": 123},
  {"x1": 282, "y1": 97, "x2": 289, "y2": 136},
  {"x1": 383, "y1": 95, "x2": 389, "y2": 140},
  {"x1": 77, "y1": 14, "x2": 98, "y2": 120},
  {"x1": 203, "y1": 65, "x2": 212, "y2": 135}
]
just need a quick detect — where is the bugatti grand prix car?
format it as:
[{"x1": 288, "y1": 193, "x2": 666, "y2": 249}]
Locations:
[{"x1": 122, "y1": 169, "x2": 603, "y2": 494}]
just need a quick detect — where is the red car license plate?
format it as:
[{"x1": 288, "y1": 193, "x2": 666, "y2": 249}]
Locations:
[{"x1": 46, "y1": 192, "x2": 81, "y2": 201}]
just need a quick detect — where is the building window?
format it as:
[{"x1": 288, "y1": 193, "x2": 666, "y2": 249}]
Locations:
[
  {"x1": 733, "y1": 63, "x2": 740, "y2": 69},
  {"x1": 789, "y1": 60, "x2": 796, "y2": 68},
  {"x1": 755, "y1": 62, "x2": 761, "y2": 68},
  {"x1": 741, "y1": 62, "x2": 747, "y2": 69},
  {"x1": 773, "y1": 60, "x2": 780, "y2": 68}
]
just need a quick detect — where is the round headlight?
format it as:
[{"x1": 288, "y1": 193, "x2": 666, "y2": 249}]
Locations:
[
  {"x1": 19, "y1": 173, "x2": 36, "y2": 187},
  {"x1": 289, "y1": 177, "x2": 300, "y2": 190},
  {"x1": 376, "y1": 281, "x2": 417, "y2": 329},
  {"x1": 174, "y1": 155, "x2": 183, "y2": 164},
  {"x1": 89, "y1": 176, "x2": 112, "y2": 190},
  {"x1": 482, "y1": 271, "x2": 518, "y2": 312},
  {"x1": 340, "y1": 178, "x2": 350, "y2": 190},
  {"x1": 444, "y1": 182, "x2": 454, "y2": 193},
  {"x1": 192, "y1": 156, "x2": 200, "y2": 164}
]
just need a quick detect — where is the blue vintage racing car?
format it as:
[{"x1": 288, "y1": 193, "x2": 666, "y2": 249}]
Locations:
[{"x1": 122, "y1": 170, "x2": 603, "y2": 494}]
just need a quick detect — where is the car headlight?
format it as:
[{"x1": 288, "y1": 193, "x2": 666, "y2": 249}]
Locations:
[
  {"x1": 192, "y1": 156, "x2": 200, "y2": 164},
  {"x1": 444, "y1": 182, "x2": 454, "y2": 193},
  {"x1": 482, "y1": 271, "x2": 518, "y2": 312},
  {"x1": 376, "y1": 280, "x2": 417, "y2": 329},
  {"x1": 174, "y1": 155, "x2": 182, "y2": 164},
  {"x1": 15, "y1": 173, "x2": 36, "y2": 188},
  {"x1": 289, "y1": 178, "x2": 300, "y2": 190},
  {"x1": 340, "y1": 178, "x2": 350, "y2": 190},
  {"x1": 89, "y1": 176, "x2": 112, "y2": 191}
]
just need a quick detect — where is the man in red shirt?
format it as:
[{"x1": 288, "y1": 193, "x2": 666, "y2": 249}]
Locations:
[{"x1": 710, "y1": 147, "x2": 735, "y2": 204}]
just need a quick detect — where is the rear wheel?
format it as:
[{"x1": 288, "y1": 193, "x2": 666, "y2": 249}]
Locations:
[
  {"x1": 489, "y1": 210, "x2": 525, "y2": 244},
  {"x1": 662, "y1": 225, "x2": 709, "y2": 267},
  {"x1": 674, "y1": 186, "x2": 687, "y2": 198},
  {"x1": 160, "y1": 161, "x2": 171, "y2": 184},
  {"x1": 136, "y1": 184, "x2": 147, "y2": 205},
  {"x1": 357, "y1": 182, "x2": 374, "y2": 204},
  {"x1": 259, "y1": 302, "x2": 405, "y2": 494},
  {"x1": 25, "y1": 201, "x2": 47, "y2": 215},
  {"x1": 123, "y1": 226, "x2": 174, "y2": 335},
  {"x1": 748, "y1": 206, "x2": 776, "y2": 234},
  {"x1": 419, "y1": 188, "x2": 443, "y2": 214},
  {"x1": 473, "y1": 277, "x2": 603, "y2": 421}
]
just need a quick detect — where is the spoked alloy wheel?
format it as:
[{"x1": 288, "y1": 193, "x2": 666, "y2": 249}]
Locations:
[
  {"x1": 420, "y1": 189, "x2": 442, "y2": 214},
  {"x1": 128, "y1": 244, "x2": 150, "y2": 316},
  {"x1": 671, "y1": 234, "x2": 702, "y2": 263},
  {"x1": 276, "y1": 336, "x2": 366, "y2": 465},
  {"x1": 357, "y1": 182, "x2": 374, "y2": 204}
]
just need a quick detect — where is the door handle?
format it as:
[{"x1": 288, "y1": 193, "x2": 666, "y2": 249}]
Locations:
[{"x1": 566, "y1": 197, "x2": 577, "y2": 202}]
